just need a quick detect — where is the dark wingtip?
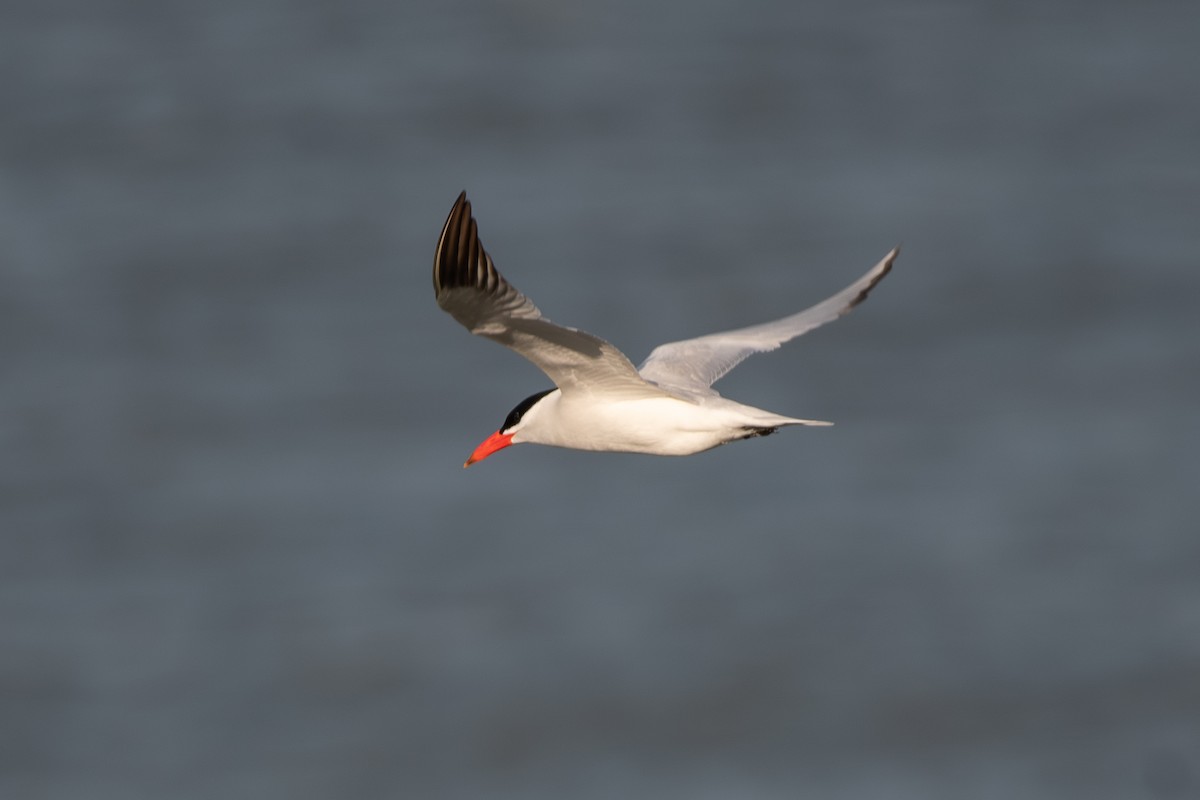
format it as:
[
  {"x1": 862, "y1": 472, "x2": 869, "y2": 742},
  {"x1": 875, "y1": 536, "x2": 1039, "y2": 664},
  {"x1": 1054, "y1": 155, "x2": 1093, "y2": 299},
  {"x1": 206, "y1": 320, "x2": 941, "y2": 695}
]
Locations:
[
  {"x1": 845, "y1": 245, "x2": 899, "y2": 311},
  {"x1": 435, "y1": 192, "x2": 473, "y2": 294},
  {"x1": 434, "y1": 190, "x2": 503, "y2": 300}
]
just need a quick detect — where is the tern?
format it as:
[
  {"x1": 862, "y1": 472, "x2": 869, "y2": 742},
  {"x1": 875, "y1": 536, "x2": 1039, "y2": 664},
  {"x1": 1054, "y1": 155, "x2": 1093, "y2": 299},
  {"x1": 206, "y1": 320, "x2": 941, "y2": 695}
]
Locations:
[{"x1": 434, "y1": 192, "x2": 897, "y2": 467}]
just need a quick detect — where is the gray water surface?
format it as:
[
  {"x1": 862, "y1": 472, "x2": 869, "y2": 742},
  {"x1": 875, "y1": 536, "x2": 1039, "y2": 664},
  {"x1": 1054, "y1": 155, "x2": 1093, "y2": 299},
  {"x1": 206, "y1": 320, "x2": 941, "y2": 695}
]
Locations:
[{"x1": 3, "y1": 1, "x2": 1199, "y2": 798}]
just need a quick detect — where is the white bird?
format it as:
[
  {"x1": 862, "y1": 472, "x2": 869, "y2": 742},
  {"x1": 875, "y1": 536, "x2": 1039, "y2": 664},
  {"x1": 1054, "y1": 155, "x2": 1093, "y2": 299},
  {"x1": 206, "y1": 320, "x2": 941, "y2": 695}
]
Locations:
[{"x1": 434, "y1": 192, "x2": 897, "y2": 467}]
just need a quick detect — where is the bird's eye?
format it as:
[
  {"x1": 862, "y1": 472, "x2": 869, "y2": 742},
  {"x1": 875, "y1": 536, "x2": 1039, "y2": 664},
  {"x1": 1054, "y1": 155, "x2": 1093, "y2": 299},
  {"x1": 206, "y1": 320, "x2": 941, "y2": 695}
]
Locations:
[{"x1": 501, "y1": 388, "x2": 554, "y2": 432}]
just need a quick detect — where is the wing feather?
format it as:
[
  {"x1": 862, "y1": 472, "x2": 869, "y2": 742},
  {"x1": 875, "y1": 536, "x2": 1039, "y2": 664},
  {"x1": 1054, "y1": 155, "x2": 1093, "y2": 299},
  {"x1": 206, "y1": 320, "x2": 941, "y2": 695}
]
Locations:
[
  {"x1": 637, "y1": 247, "x2": 898, "y2": 393},
  {"x1": 433, "y1": 193, "x2": 668, "y2": 399}
]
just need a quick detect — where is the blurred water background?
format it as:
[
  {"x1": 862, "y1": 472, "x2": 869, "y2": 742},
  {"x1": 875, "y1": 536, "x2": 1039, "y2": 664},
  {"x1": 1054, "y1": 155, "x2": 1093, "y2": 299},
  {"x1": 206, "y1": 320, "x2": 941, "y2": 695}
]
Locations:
[{"x1": 3, "y1": 0, "x2": 1199, "y2": 797}]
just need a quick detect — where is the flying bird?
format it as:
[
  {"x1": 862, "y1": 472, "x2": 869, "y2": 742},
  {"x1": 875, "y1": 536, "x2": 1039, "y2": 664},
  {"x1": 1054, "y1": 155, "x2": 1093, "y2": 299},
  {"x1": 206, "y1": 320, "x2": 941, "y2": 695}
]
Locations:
[{"x1": 433, "y1": 192, "x2": 897, "y2": 467}]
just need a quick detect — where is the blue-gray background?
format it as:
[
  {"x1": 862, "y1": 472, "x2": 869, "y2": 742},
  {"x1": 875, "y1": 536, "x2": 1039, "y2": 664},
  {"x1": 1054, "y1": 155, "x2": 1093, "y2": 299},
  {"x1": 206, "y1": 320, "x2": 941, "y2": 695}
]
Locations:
[{"x1": 4, "y1": 1, "x2": 1198, "y2": 797}]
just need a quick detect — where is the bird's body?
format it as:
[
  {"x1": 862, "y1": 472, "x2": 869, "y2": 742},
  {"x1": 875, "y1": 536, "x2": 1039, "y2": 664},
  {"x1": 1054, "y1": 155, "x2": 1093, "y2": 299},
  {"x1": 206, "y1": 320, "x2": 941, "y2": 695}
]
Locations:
[
  {"x1": 432, "y1": 192, "x2": 897, "y2": 466},
  {"x1": 507, "y1": 389, "x2": 813, "y2": 456}
]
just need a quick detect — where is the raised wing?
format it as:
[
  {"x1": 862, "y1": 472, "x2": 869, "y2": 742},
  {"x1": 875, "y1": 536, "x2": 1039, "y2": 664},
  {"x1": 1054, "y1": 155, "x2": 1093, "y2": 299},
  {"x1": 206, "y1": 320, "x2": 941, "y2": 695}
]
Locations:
[
  {"x1": 638, "y1": 247, "x2": 898, "y2": 394},
  {"x1": 433, "y1": 192, "x2": 669, "y2": 399}
]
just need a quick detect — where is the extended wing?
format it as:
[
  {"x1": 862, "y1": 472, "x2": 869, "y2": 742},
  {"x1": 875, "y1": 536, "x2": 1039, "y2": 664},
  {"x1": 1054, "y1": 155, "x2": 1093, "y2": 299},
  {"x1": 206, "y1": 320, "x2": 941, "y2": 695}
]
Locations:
[
  {"x1": 637, "y1": 247, "x2": 898, "y2": 394},
  {"x1": 433, "y1": 192, "x2": 669, "y2": 399}
]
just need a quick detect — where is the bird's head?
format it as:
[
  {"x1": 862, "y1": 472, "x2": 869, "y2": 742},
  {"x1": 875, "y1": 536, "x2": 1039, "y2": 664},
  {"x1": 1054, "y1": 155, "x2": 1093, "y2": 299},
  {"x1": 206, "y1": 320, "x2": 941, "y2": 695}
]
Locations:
[{"x1": 463, "y1": 388, "x2": 556, "y2": 467}]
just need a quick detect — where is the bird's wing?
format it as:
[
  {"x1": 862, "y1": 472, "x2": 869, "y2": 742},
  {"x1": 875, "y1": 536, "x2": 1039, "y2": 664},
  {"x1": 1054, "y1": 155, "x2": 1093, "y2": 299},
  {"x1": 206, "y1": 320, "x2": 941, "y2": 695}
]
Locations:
[
  {"x1": 637, "y1": 247, "x2": 898, "y2": 394},
  {"x1": 433, "y1": 192, "x2": 670, "y2": 399}
]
